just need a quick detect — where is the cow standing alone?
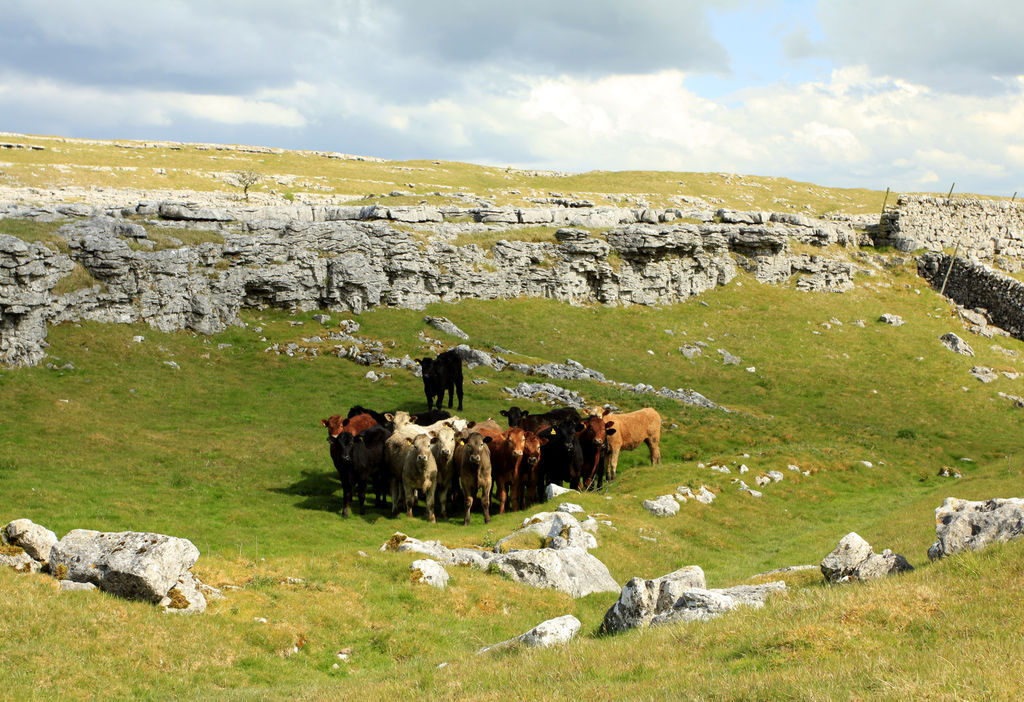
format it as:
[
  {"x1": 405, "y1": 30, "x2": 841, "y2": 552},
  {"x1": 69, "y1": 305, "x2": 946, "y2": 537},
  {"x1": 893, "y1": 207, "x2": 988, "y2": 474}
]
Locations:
[{"x1": 417, "y1": 349, "x2": 464, "y2": 411}]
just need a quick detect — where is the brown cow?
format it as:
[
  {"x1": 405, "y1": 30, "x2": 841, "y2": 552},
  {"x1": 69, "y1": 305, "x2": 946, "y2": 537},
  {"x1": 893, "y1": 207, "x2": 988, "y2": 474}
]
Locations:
[
  {"x1": 602, "y1": 407, "x2": 662, "y2": 480},
  {"x1": 518, "y1": 430, "x2": 543, "y2": 508},
  {"x1": 577, "y1": 414, "x2": 615, "y2": 490},
  {"x1": 321, "y1": 412, "x2": 377, "y2": 438},
  {"x1": 455, "y1": 431, "x2": 492, "y2": 525}
]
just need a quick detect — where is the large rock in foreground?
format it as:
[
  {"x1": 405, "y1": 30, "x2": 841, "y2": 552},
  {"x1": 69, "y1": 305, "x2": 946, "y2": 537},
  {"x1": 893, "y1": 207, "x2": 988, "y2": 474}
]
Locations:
[
  {"x1": 601, "y1": 565, "x2": 785, "y2": 634},
  {"x1": 49, "y1": 529, "x2": 201, "y2": 604},
  {"x1": 928, "y1": 497, "x2": 1024, "y2": 560}
]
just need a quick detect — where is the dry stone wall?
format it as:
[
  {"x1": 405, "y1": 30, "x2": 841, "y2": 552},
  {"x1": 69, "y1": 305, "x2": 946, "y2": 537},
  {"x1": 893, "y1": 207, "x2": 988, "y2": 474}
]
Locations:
[
  {"x1": 1, "y1": 199, "x2": 867, "y2": 367},
  {"x1": 878, "y1": 196, "x2": 1024, "y2": 270},
  {"x1": 918, "y1": 252, "x2": 1024, "y2": 340}
]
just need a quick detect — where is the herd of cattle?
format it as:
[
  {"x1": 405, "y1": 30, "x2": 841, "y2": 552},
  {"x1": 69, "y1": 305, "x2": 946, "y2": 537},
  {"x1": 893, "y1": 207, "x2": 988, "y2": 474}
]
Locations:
[{"x1": 319, "y1": 351, "x2": 662, "y2": 524}]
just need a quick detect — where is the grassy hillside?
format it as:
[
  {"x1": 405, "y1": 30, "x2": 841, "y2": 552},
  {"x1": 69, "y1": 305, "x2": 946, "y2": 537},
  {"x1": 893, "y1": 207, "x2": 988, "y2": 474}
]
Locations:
[
  {"x1": 0, "y1": 132, "x2": 932, "y2": 214},
  {"x1": 2, "y1": 254, "x2": 1024, "y2": 699}
]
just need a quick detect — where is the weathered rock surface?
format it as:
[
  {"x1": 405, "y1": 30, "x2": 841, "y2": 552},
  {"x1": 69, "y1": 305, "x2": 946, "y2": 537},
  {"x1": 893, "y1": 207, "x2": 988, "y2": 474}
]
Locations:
[
  {"x1": 601, "y1": 565, "x2": 786, "y2": 634},
  {"x1": 927, "y1": 497, "x2": 1024, "y2": 560},
  {"x1": 478, "y1": 615, "x2": 581, "y2": 654},
  {"x1": 2, "y1": 202, "x2": 865, "y2": 367},
  {"x1": 410, "y1": 558, "x2": 450, "y2": 589},
  {"x1": 490, "y1": 547, "x2": 620, "y2": 598},
  {"x1": 642, "y1": 495, "x2": 681, "y2": 517},
  {"x1": 820, "y1": 532, "x2": 912, "y2": 582},
  {"x1": 940, "y1": 332, "x2": 975, "y2": 356},
  {"x1": 4, "y1": 519, "x2": 58, "y2": 563},
  {"x1": 49, "y1": 529, "x2": 202, "y2": 603},
  {"x1": 495, "y1": 511, "x2": 597, "y2": 552},
  {"x1": 0, "y1": 547, "x2": 41, "y2": 573}
]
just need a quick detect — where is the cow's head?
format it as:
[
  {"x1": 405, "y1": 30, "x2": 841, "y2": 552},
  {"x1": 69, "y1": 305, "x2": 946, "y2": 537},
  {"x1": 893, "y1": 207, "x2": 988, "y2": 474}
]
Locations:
[
  {"x1": 321, "y1": 414, "x2": 345, "y2": 438},
  {"x1": 499, "y1": 406, "x2": 529, "y2": 428}
]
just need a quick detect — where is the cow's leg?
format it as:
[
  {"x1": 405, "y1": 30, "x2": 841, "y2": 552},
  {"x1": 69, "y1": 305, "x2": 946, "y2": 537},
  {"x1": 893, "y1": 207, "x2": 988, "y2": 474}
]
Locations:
[
  {"x1": 648, "y1": 437, "x2": 662, "y2": 465},
  {"x1": 481, "y1": 480, "x2": 492, "y2": 523},
  {"x1": 607, "y1": 446, "x2": 620, "y2": 481},
  {"x1": 496, "y1": 479, "x2": 508, "y2": 514},
  {"x1": 455, "y1": 379, "x2": 464, "y2": 411},
  {"x1": 403, "y1": 476, "x2": 416, "y2": 518},
  {"x1": 424, "y1": 482, "x2": 436, "y2": 523},
  {"x1": 437, "y1": 481, "x2": 449, "y2": 520},
  {"x1": 356, "y1": 479, "x2": 366, "y2": 515}
]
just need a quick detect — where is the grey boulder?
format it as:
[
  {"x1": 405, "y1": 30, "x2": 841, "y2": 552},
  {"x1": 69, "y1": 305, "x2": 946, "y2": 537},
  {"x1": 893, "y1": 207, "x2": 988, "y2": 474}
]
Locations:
[
  {"x1": 410, "y1": 559, "x2": 450, "y2": 590},
  {"x1": 491, "y1": 547, "x2": 619, "y2": 599},
  {"x1": 49, "y1": 529, "x2": 201, "y2": 603},
  {"x1": 600, "y1": 565, "x2": 707, "y2": 634},
  {"x1": 642, "y1": 495, "x2": 680, "y2": 517},
  {"x1": 928, "y1": 497, "x2": 1024, "y2": 560},
  {"x1": 4, "y1": 519, "x2": 58, "y2": 563},
  {"x1": 821, "y1": 531, "x2": 912, "y2": 582},
  {"x1": 478, "y1": 615, "x2": 581, "y2": 654},
  {"x1": 495, "y1": 511, "x2": 597, "y2": 552}
]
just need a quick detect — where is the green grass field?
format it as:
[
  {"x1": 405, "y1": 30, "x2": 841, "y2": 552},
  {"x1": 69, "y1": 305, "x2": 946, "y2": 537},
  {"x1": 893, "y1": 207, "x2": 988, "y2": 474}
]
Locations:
[{"x1": 3, "y1": 252, "x2": 1024, "y2": 699}]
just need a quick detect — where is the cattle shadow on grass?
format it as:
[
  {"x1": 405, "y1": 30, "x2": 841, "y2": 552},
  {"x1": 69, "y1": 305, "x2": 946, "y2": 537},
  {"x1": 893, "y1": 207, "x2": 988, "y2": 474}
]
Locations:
[{"x1": 272, "y1": 470, "x2": 394, "y2": 523}]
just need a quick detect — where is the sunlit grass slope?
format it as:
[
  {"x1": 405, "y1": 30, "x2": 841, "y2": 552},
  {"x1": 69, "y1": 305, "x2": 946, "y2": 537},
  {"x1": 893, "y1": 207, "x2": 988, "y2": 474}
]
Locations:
[{"x1": 2, "y1": 256, "x2": 1024, "y2": 699}]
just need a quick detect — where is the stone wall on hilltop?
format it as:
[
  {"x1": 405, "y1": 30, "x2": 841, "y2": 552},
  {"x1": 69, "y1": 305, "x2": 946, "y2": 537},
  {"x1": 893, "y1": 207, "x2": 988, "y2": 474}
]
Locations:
[{"x1": 878, "y1": 196, "x2": 1024, "y2": 270}]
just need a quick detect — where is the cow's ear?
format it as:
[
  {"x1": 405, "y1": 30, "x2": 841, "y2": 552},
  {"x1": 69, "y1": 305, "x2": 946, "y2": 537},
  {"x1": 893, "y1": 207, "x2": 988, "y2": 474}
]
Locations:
[
  {"x1": 499, "y1": 409, "x2": 508, "y2": 417},
  {"x1": 604, "y1": 421, "x2": 615, "y2": 430},
  {"x1": 430, "y1": 436, "x2": 438, "y2": 444},
  {"x1": 409, "y1": 415, "x2": 418, "y2": 423},
  {"x1": 342, "y1": 417, "x2": 350, "y2": 427},
  {"x1": 602, "y1": 407, "x2": 612, "y2": 416},
  {"x1": 605, "y1": 428, "x2": 617, "y2": 436},
  {"x1": 384, "y1": 412, "x2": 394, "y2": 422},
  {"x1": 444, "y1": 421, "x2": 454, "y2": 428},
  {"x1": 466, "y1": 421, "x2": 476, "y2": 429},
  {"x1": 482, "y1": 436, "x2": 492, "y2": 444},
  {"x1": 320, "y1": 418, "x2": 328, "y2": 427},
  {"x1": 521, "y1": 410, "x2": 530, "y2": 417},
  {"x1": 575, "y1": 423, "x2": 586, "y2": 433},
  {"x1": 405, "y1": 437, "x2": 414, "y2": 445}
]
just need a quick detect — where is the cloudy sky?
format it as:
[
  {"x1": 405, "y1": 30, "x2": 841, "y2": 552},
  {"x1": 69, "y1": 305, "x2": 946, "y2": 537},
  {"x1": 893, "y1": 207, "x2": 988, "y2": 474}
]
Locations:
[{"x1": 3, "y1": 0, "x2": 1023, "y2": 195}]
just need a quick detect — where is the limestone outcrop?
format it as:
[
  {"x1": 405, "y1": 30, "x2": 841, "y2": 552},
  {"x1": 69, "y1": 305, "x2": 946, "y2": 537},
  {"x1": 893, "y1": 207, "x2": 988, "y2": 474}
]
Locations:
[{"x1": 2, "y1": 200, "x2": 864, "y2": 367}]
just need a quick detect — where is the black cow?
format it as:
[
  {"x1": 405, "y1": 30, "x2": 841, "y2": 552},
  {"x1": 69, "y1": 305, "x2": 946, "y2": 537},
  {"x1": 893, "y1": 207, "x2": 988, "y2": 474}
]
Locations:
[
  {"x1": 327, "y1": 424, "x2": 392, "y2": 516},
  {"x1": 354, "y1": 424, "x2": 392, "y2": 508},
  {"x1": 536, "y1": 418, "x2": 584, "y2": 491},
  {"x1": 413, "y1": 409, "x2": 452, "y2": 426},
  {"x1": 417, "y1": 349, "x2": 463, "y2": 411},
  {"x1": 509, "y1": 406, "x2": 582, "y2": 435}
]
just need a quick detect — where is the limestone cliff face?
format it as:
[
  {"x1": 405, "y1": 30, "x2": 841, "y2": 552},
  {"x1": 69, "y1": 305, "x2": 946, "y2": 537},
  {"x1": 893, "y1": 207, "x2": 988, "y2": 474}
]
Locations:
[{"x1": 0, "y1": 202, "x2": 862, "y2": 367}]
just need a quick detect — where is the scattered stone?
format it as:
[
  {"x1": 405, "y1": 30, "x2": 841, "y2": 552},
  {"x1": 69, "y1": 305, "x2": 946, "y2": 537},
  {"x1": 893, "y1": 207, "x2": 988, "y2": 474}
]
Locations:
[
  {"x1": 879, "y1": 313, "x2": 905, "y2": 326},
  {"x1": 718, "y1": 348, "x2": 741, "y2": 365},
  {"x1": 643, "y1": 495, "x2": 681, "y2": 517},
  {"x1": 927, "y1": 497, "x2": 1024, "y2": 560},
  {"x1": 940, "y1": 332, "x2": 974, "y2": 356},
  {"x1": 477, "y1": 615, "x2": 581, "y2": 654},
  {"x1": 59, "y1": 579, "x2": 98, "y2": 592},
  {"x1": 820, "y1": 532, "x2": 912, "y2": 582},
  {"x1": 163, "y1": 361, "x2": 180, "y2": 370},
  {"x1": 679, "y1": 344, "x2": 702, "y2": 360},
  {"x1": 312, "y1": 314, "x2": 330, "y2": 325},
  {"x1": 424, "y1": 316, "x2": 469, "y2": 339},
  {"x1": 754, "y1": 475, "x2": 771, "y2": 487},
  {"x1": 998, "y1": 392, "x2": 1024, "y2": 407},
  {"x1": 132, "y1": 335, "x2": 145, "y2": 343},
  {"x1": 737, "y1": 482, "x2": 762, "y2": 498},
  {"x1": 766, "y1": 471, "x2": 784, "y2": 482},
  {"x1": 365, "y1": 370, "x2": 379, "y2": 382},
  {"x1": 970, "y1": 366, "x2": 998, "y2": 383},
  {"x1": 410, "y1": 559, "x2": 449, "y2": 590},
  {"x1": 545, "y1": 483, "x2": 575, "y2": 501},
  {"x1": 0, "y1": 547, "x2": 41, "y2": 573},
  {"x1": 556, "y1": 503, "x2": 584, "y2": 514},
  {"x1": 938, "y1": 466, "x2": 964, "y2": 479},
  {"x1": 694, "y1": 486, "x2": 716, "y2": 504},
  {"x1": 708, "y1": 464, "x2": 730, "y2": 474}
]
